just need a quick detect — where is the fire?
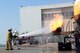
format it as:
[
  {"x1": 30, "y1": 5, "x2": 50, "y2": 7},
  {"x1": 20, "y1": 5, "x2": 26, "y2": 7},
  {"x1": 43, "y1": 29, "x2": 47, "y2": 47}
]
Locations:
[{"x1": 50, "y1": 13, "x2": 63, "y2": 32}]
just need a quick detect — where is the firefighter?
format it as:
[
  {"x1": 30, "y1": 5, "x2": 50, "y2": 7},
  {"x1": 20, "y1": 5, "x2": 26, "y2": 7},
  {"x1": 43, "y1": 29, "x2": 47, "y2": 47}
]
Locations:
[
  {"x1": 74, "y1": 0, "x2": 80, "y2": 25},
  {"x1": 13, "y1": 30, "x2": 18, "y2": 45},
  {"x1": 13, "y1": 30, "x2": 20, "y2": 50},
  {"x1": 73, "y1": 0, "x2": 80, "y2": 51},
  {"x1": 5, "y1": 28, "x2": 13, "y2": 50}
]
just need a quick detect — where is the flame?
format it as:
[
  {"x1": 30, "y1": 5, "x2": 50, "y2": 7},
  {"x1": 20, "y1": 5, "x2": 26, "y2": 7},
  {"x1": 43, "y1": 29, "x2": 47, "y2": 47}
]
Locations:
[{"x1": 50, "y1": 13, "x2": 63, "y2": 32}]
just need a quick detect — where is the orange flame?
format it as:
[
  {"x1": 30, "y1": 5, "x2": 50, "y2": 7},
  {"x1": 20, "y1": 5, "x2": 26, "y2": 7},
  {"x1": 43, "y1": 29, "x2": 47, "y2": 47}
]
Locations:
[{"x1": 50, "y1": 13, "x2": 63, "y2": 32}]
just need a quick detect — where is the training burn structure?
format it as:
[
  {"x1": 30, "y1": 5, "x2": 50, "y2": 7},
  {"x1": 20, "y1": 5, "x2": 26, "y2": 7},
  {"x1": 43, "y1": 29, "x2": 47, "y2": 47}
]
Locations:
[{"x1": 20, "y1": 2, "x2": 74, "y2": 34}]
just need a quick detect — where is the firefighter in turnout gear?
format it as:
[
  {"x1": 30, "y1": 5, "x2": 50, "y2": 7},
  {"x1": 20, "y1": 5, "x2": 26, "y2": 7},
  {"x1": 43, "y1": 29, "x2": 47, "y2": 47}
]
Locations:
[
  {"x1": 73, "y1": 0, "x2": 80, "y2": 51},
  {"x1": 74, "y1": 0, "x2": 80, "y2": 25},
  {"x1": 5, "y1": 28, "x2": 13, "y2": 50}
]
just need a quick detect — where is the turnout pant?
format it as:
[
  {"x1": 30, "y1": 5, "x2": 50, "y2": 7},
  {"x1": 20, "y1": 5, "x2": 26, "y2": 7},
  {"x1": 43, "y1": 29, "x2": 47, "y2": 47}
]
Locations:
[{"x1": 5, "y1": 41, "x2": 12, "y2": 50}]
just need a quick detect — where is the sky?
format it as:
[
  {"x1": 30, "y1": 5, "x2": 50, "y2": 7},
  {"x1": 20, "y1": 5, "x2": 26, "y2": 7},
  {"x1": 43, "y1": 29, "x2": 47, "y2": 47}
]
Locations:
[{"x1": 0, "y1": 0, "x2": 74, "y2": 44}]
